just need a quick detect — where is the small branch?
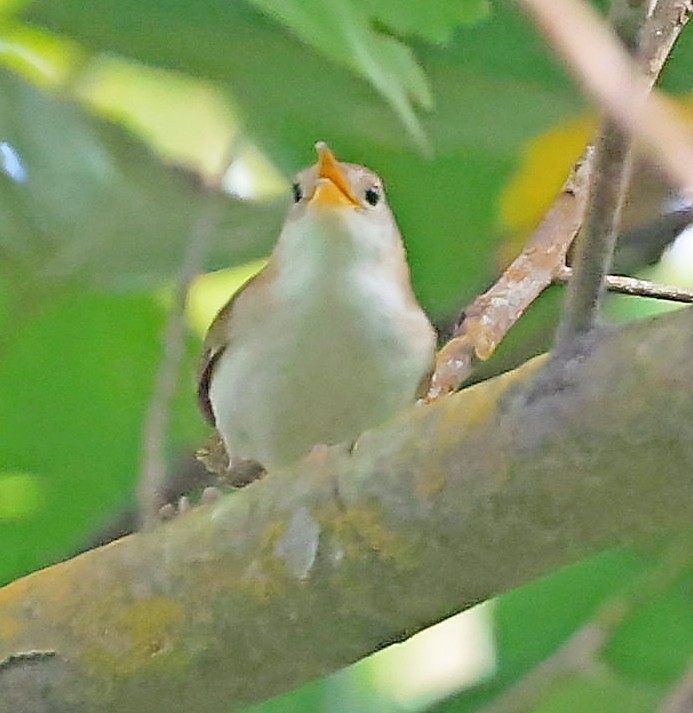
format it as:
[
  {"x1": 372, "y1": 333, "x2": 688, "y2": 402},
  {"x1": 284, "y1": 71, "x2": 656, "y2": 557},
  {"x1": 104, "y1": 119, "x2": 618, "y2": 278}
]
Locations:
[
  {"x1": 137, "y1": 156, "x2": 234, "y2": 528},
  {"x1": 639, "y1": 1, "x2": 693, "y2": 82},
  {"x1": 427, "y1": 153, "x2": 593, "y2": 398},
  {"x1": 555, "y1": 123, "x2": 634, "y2": 345},
  {"x1": 518, "y1": 0, "x2": 693, "y2": 196},
  {"x1": 429, "y1": 1, "x2": 691, "y2": 398},
  {"x1": 553, "y1": 0, "x2": 646, "y2": 347},
  {"x1": 556, "y1": 266, "x2": 693, "y2": 303}
]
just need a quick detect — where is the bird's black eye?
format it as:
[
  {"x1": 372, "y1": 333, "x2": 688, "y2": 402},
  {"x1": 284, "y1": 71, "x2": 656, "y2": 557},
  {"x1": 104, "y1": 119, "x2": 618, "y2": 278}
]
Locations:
[
  {"x1": 292, "y1": 182, "x2": 303, "y2": 203},
  {"x1": 364, "y1": 186, "x2": 380, "y2": 206}
]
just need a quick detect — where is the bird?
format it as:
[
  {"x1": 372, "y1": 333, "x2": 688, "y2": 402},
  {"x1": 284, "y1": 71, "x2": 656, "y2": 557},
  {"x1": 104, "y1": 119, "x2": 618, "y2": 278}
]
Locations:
[{"x1": 197, "y1": 142, "x2": 436, "y2": 475}]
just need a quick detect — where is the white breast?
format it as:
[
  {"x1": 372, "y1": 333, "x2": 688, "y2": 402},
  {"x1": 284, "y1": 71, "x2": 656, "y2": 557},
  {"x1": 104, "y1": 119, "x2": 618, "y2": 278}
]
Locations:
[{"x1": 209, "y1": 207, "x2": 435, "y2": 469}]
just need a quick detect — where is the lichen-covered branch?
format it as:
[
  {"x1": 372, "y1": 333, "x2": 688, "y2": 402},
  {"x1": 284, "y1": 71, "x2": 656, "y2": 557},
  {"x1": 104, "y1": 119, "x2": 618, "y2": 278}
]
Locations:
[{"x1": 1, "y1": 307, "x2": 692, "y2": 713}]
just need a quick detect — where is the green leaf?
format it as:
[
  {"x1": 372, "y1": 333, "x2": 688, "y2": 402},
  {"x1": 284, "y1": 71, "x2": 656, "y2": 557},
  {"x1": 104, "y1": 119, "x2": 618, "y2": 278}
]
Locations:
[
  {"x1": 355, "y1": 0, "x2": 491, "y2": 44},
  {"x1": 0, "y1": 288, "x2": 203, "y2": 584},
  {"x1": 20, "y1": 0, "x2": 584, "y2": 315},
  {"x1": 493, "y1": 549, "x2": 647, "y2": 675},
  {"x1": 247, "y1": 0, "x2": 431, "y2": 151},
  {"x1": 0, "y1": 472, "x2": 42, "y2": 520},
  {"x1": 527, "y1": 672, "x2": 662, "y2": 713},
  {"x1": 428, "y1": 548, "x2": 651, "y2": 713},
  {"x1": 0, "y1": 67, "x2": 283, "y2": 290},
  {"x1": 604, "y1": 567, "x2": 693, "y2": 685}
]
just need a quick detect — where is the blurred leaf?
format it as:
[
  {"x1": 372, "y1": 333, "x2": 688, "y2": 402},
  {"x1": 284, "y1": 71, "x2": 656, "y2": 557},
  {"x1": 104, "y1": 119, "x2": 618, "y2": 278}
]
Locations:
[
  {"x1": 73, "y1": 56, "x2": 237, "y2": 177},
  {"x1": 0, "y1": 471, "x2": 42, "y2": 520},
  {"x1": 492, "y1": 549, "x2": 647, "y2": 675},
  {"x1": 0, "y1": 288, "x2": 203, "y2": 584},
  {"x1": 428, "y1": 548, "x2": 652, "y2": 713},
  {"x1": 0, "y1": 0, "x2": 29, "y2": 15},
  {"x1": 527, "y1": 672, "x2": 662, "y2": 713},
  {"x1": 497, "y1": 114, "x2": 594, "y2": 263},
  {"x1": 0, "y1": 22, "x2": 85, "y2": 86},
  {"x1": 657, "y1": 20, "x2": 693, "y2": 94},
  {"x1": 604, "y1": 566, "x2": 693, "y2": 685},
  {"x1": 247, "y1": 0, "x2": 432, "y2": 151},
  {"x1": 358, "y1": 0, "x2": 491, "y2": 44},
  {"x1": 0, "y1": 67, "x2": 284, "y2": 290},
  {"x1": 21, "y1": 0, "x2": 584, "y2": 314}
]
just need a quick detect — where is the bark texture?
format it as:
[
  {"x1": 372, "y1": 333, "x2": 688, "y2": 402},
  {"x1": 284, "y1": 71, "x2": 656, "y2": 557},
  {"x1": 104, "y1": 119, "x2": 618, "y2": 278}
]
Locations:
[{"x1": 1, "y1": 308, "x2": 692, "y2": 713}]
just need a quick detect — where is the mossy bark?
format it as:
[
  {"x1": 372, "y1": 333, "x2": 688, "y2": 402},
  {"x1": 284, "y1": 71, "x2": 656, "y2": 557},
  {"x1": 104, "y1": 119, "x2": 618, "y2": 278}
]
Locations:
[{"x1": 1, "y1": 308, "x2": 692, "y2": 713}]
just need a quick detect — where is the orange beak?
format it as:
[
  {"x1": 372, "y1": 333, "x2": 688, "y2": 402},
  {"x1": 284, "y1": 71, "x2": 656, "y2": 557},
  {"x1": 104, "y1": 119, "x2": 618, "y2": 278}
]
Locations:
[{"x1": 310, "y1": 141, "x2": 359, "y2": 208}]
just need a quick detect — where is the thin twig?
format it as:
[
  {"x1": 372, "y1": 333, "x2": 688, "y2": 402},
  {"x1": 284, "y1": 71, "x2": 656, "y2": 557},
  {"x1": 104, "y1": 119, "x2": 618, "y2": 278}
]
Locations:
[
  {"x1": 137, "y1": 152, "x2": 236, "y2": 529},
  {"x1": 554, "y1": 0, "x2": 647, "y2": 347},
  {"x1": 639, "y1": 1, "x2": 693, "y2": 82},
  {"x1": 556, "y1": 266, "x2": 693, "y2": 303},
  {"x1": 427, "y1": 1, "x2": 692, "y2": 398},
  {"x1": 555, "y1": 122, "x2": 635, "y2": 345},
  {"x1": 518, "y1": 0, "x2": 693, "y2": 196},
  {"x1": 427, "y1": 153, "x2": 592, "y2": 398}
]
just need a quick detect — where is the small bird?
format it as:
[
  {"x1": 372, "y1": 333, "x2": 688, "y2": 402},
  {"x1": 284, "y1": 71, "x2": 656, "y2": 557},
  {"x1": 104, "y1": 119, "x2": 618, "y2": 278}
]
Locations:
[{"x1": 197, "y1": 142, "x2": 435, "y2": 473}]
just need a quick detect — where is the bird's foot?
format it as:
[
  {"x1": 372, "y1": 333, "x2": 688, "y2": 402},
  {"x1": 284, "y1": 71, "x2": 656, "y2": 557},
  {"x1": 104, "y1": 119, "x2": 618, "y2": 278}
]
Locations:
[
  {"x1": 223, "y1": 458, "x2": 266, "y2": 488},
  {"x1": 158, "y1": 486, "x2": 226, "y2": 521}
]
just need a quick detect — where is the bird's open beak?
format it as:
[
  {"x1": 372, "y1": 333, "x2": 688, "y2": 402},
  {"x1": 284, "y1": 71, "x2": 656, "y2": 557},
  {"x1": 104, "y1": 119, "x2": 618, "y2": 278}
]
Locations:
[{"x1": 310, "y1": 141, "x2": 360, "y2": 208}]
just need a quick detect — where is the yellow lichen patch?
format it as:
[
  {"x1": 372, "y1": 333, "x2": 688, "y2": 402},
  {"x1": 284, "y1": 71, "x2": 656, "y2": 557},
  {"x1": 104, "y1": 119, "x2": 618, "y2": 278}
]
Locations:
[
  {"x1": 240, "y1": 519, "x2": 291, "y2": 600},
  {"x1": 415, "y1": 465, "x2": 446, "y2": 503},
  {"x1": 0, "y1": 612, "x2": 20, "y2": 641},
  {"x1": 323, "y1": 504, "x2": 416, "y2": 570},
  {"x1": 0, "y1": 553, "x2": 97, "y2": 645},
  {"x1": 80, "y1": 596, "x2": 183, "y2": 677},
  {"x1": 124, "y1": 597, "x2": 183, "y2": 657},
  {"x1": 413, "y1": 356, "x2": 547, "y2": 499},
  {"x1": 453, "y1": 354, "x2": 547, "y2": 429},
  {"x1": 0, "y1": 570, "x2": 32, "y2": 610}
]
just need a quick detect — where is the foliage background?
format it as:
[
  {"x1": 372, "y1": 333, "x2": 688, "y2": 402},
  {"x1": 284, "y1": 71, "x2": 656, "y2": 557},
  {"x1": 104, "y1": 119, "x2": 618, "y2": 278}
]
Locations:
[{"x1": 0, "y1": 0, "x2": 691, "y2": 711}]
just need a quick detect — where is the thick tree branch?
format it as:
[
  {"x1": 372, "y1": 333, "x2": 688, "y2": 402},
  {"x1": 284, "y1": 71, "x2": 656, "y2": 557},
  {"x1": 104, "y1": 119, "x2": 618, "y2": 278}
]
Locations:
[{"x1": 1, "y1": 307, "x2": 692, "y2": 713}]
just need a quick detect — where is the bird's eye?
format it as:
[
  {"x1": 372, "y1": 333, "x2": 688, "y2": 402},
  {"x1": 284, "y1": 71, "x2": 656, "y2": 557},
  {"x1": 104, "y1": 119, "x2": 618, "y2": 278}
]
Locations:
[
  {"x1": 364, "y1": 186, "x2": 380, "y2": 207},
  {"x1": 291, "y1": 183, "x2": 303, "y2": 203}
]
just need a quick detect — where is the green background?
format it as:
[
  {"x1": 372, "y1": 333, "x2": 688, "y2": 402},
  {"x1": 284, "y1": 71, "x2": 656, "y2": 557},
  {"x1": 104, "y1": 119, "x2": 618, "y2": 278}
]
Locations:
[{"x1": 0, "y1": 1, "x2": 691, "y2": 711}]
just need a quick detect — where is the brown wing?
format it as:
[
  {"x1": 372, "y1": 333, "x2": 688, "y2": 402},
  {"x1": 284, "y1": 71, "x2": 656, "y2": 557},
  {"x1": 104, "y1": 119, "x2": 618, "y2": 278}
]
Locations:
[{"x1": 196, "y1": 268, "x2": 266, "y2": 425}]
